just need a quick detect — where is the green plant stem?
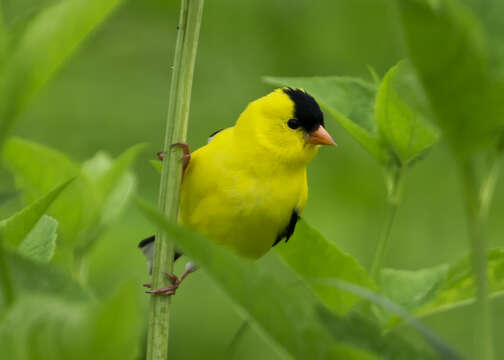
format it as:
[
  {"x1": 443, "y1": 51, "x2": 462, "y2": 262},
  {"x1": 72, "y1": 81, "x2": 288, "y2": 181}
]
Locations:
[
  {"x1": 460, "y1": 159, "x2": 493, "y2": 360},
  {"x1": 370, "y1": 166, "x2": 403, "y2": 280},
  {"x1": 0, "y1": 243, "x2": 14, "y2": 306},
  {"x1": 146, "y1": 1, "x2": 204, "y2": 360}
]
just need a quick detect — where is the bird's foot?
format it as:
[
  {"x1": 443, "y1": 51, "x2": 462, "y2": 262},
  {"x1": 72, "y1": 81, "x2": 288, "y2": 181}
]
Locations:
[
  {"x1": 156, "y1": 142, "x2": 191, "y2": 172},
  {"x1": 171, "y1": 142, "x2": 191, "y2": 171},
  {"x1": 146, "y1": 268, "x2": 193, "y2": 296}
]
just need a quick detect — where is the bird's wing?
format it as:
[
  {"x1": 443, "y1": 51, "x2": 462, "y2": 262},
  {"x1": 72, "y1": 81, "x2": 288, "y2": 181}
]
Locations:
[
  {"x1": 272, "y1": 209, "x2": 300, "y2": 246},
  {"x1": 272, "y1": 171, "x2": 308, "y2": 247},
  {"x1": 138, "y1": 236, "x2": 182, "y2": 274},
  {"x1": 208, "y1": 128, "x2": 224, "y2": 143}
]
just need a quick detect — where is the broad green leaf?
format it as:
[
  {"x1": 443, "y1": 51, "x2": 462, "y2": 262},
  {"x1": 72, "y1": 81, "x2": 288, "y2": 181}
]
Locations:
[
  {"x1": 0, "y1": 0, "x2": 125, "y2": 145},
  {"x1": 4, "y1": 138, "x2": 141, "y2": 251},
  {"x1": 18, "y1": 215, "x2": 58, "y2": 263},
  {"x1": 397, "y1": 0, "x2": 504, "y2": 156},
  {"x1": 75, "y1": 146, "x2": 142, "y2": 254},
  {"x1": 263, "y1": 76, "x2": 389, "y2": 164},
  {"x1": 3, "y1": 137, "x2": 91, "y2": 245},
  {"x1": 316, "y1": 280, "x2": 462, "y2": 360},
  {"x1": 0, "y1": 284, "x2": 142, "y2": 360},
  {"x1": 380, "y1": 265, "x2": 449, "y2": 314},
  {"x1": 319, "y1": 309, "x2": 439, "y2": 360},
  {"x1": 0, "y1": 179, "x2": 71, "y2": 247},
  {"x1": 2, "y1": 249, "x2": 90, "y2": 307},
  {"x1": 417, "y1": 248, "x2": 504, "y2": 317},
  {"x1": 94, "y1": 143, "x2": 146, "y2": 200},
  {"x1": 138, "y1": 201, "x2": 378, "y2": 359},
  {"x1": 375, "y1": 62, "x2": 439, "y2": 165},
  {"x1": 3, "y1": 137, "x2": 79, "y2": 199},
  {"x1": 275, "y1": 220, "x2": 376, "y2": 315},
  {"x1": 379, "y1": 249, "x2": 504, "y2": 322},
  {"x1": 0, "y1": 190, "x2": 18, "y2": 205}
]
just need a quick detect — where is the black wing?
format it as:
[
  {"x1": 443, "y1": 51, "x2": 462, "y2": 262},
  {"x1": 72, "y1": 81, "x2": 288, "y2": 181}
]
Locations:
[
  {"x1": 208, "y1": 128, "x2": 224, "y2": 143},
  {"x1": 272, "y1": 210, "x2": 300, "y2": 247}
]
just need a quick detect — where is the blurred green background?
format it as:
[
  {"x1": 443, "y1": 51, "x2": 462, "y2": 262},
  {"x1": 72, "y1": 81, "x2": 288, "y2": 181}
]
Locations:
[{"x1": 4, "y1": 0, "x2": 504, "y2": 358}]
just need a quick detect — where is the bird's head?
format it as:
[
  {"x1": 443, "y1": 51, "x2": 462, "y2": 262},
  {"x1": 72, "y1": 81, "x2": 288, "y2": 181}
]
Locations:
[{"x1": 235, "y1": 88, "x2": 336, "y2": 165}]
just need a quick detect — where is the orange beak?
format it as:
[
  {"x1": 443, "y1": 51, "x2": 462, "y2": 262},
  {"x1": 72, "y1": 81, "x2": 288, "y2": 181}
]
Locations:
[{"x1": 306, "y1": 126, "x2": 337, "y2": 146}]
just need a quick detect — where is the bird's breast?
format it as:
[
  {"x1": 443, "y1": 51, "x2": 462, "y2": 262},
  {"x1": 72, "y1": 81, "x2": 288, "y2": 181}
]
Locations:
[{"x1": 179, "y1": 145, "x2": 306, "y2": 258}]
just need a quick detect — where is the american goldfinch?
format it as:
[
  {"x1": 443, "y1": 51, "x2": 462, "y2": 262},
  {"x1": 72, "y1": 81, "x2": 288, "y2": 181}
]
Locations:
[{"x1": 140, "y1": 88, "x2": 335, "y2": 295}]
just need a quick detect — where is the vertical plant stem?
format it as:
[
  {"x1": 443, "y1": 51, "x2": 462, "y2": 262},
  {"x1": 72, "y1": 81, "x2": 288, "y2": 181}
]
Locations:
[
  {"x1": 370, "y1": 166, "x2": 403, "y2": 280},
  {"x1": 146, "y1": 1, "x2": 204, "y2": 360},
  {"x1": 460, "y1": 160, "x2": 494, "y2": 360}
]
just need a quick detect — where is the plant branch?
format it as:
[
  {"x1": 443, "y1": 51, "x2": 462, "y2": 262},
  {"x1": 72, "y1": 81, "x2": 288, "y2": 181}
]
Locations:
[
  {"x1": 370, "y1": 165, "x2": 403, "y2": 280},
  {"x1": 460, "y1": 159, "x2": 494, "y2": 360},
  {"x1": 146, "y1": 1, "x2": 204, "y2": 359}
]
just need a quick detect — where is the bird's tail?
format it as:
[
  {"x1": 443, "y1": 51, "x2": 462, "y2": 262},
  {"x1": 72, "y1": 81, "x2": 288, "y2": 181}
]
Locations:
[{"x1": 138, "y1": 235, "x2": 182, "y2": 274}]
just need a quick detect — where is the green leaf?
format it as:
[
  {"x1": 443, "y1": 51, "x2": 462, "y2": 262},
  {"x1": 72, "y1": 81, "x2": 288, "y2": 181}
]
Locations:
[
  {"x1": 379, "y1": 248, "x2": 504, "y2": 322},
  {"x1": 380, "y1": 265, "x2": 449, "y2": 314},
  {"x1": 0, "y1": 284, "x2": 142, "y2": 360},
  {"x1": 4, "y1": 138, "x2": 141, "y2": 250},
  {"x1": 0, "y1": 0, "x2": 125, "y2": 145},
  {"x1": 375, "y1": 62, "x2": 439, "y2": 165},
  {"x1": 319, "y1": 309, "x2": 439, "y2": 360},
  {"x1": 316, "y1": 279, "x2": 462, "y2": 360},
  {"x1": 138, "y1": 200, "x2": 379, "y2": 359},
  {"x1": 94, "y1": 143, "x2": 146, "y2": 201},
  {"x1": 3, "y1": 137, "x2": 92, "y2": 245},
  {"x1": 397, "y1": 0, "x2": 504, "y2": 156},
  {"x1": 2, "y1": 249, "x2": 90, "y2": 307},
  {"x1": 275, "y1": 220, "x2": 376, "y2": 314},
  {"x1": 263, "y1": 76, "x2": 389, "y2": 164},
  {"x1": 3, "y1": 137, "x2": 79, "y2": 200},
  {"x1": 18, "y1": 215, "x2": 58, "y2": 263},
  {"x1": 417, "y1": 248, "x2": 504, "y2": 318},
  {"x1": 0, "y1": 179, "x2": 72, "y2": 247}
]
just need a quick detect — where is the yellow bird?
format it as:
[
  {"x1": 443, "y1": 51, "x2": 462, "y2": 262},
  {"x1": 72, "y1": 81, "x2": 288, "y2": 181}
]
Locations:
[{"x1": 140, "y1": 88, "x2": 335, "y2": 295}]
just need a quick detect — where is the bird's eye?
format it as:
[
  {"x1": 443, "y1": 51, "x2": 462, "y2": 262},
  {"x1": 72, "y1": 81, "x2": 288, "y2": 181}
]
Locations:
[{"x1": 287, "y1": 119, "x2": 299, "y2": 130}]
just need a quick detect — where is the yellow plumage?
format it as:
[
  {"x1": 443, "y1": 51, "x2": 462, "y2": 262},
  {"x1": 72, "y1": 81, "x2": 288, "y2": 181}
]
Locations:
[{"x1": 178, "y1": 88, "x2": 334, "y2": 258}]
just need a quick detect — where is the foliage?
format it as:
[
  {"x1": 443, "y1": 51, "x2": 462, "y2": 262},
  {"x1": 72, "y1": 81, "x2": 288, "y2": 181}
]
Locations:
[
  {"x1": 0, "y1": 139, "x2": 143, "y2": 358},
  {"x1": 0, "y1": 0, "x2": 125, "y2": 146},
  {"x1": 264, "y1": 61, "x2": 438, "y2": 167},
  {"x1": 1, "y1": 0, "x2": 504, "y2": 359},
  {"x1": 380, "y1": 248, "x2": 504, "y2": 323},
  {"x1": 3, "y1": 138, "x2": 144, "y2": 260},
  {"x1": 139, "y1": 201, "x2": 450, "y2": 360},
  {"x1": 275, "y1": 220, "x2": 376, "y2": 314}
]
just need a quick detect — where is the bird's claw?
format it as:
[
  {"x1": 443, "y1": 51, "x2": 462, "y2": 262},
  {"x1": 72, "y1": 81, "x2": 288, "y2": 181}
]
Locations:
[
  {"x1": 171, "y1": 142, "x2": 191, "y2": 171},
  {"x1": 156, "y1": 142, "x2": 191, "y2": 172},
  {"x1": 146, "y1": 284, "x2": 178, "y2": 296},
  {"x1": 145, "y1": 272, "x2": 183, "y2": 296}
]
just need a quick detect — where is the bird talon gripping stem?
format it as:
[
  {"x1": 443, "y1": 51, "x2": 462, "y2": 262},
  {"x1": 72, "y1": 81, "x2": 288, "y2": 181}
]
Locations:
[
  {"x1": 157, "y1": 142, "x2": 191, "y2": 171},
  {"x1": 146, "y1": 268, "x2": 194, "y2": 297},
  {"x1": 171, "y1": 142, "x2": 191, "y2": 171}
]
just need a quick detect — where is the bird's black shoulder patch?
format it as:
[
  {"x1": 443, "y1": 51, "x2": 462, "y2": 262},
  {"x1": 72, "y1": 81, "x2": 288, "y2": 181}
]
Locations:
[
  {"x1": 208, "y1": 128, "x2": 224, "y2": 143},
  {"x1": 273, "y1": 210, "x2": 300, "y2": 247},
  {"x1": 283, "y1": 88, "x2": 324, "y2": 133}
]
